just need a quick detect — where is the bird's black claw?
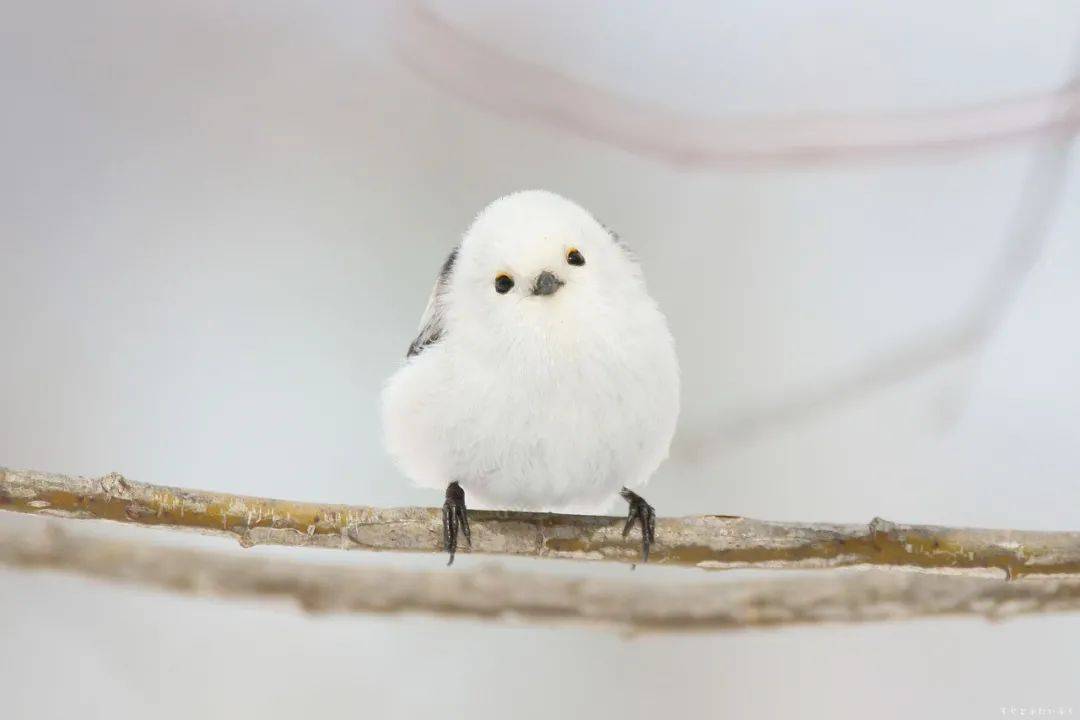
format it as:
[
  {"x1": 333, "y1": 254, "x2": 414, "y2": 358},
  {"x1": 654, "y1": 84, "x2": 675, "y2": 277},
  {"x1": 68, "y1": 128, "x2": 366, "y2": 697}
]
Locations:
[
  {"x1": 619, "y1": 487, "x2": 656, "y2": 563},
  {"x1": 443, "y1": 481, "x2": 470, "y2": 566}
]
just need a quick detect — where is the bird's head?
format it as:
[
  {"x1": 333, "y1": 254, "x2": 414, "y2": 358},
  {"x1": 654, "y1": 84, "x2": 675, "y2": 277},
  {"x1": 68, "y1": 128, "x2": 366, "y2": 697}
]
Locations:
[{"x1": 445, "y1": 191, "x2": 644, "y2": 353}]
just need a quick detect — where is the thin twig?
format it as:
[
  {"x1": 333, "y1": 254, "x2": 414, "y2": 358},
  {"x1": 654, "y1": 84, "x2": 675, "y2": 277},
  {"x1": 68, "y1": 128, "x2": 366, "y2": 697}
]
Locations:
[{"x1": 3, "y1": 467, "x2": 1080, "y2": 578}]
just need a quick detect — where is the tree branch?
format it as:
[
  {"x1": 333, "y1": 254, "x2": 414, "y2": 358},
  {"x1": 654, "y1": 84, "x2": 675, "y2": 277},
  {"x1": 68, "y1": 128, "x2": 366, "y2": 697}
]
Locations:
[
  {"x1": 5, "y1": 521, "x2": 1080, "y2": 633},
  {"x1": 3, "y1": 467, "x2": 1080, "y2": 578},
  {"x1": 396, "y1": 2, "x2": 1080, "y2": 170}
]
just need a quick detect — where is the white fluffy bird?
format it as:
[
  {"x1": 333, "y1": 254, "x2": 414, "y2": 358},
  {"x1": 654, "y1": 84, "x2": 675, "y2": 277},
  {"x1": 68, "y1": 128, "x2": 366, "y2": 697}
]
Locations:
[{"x1": 381, "y1": 191, "x2": 680, "y2": 563}]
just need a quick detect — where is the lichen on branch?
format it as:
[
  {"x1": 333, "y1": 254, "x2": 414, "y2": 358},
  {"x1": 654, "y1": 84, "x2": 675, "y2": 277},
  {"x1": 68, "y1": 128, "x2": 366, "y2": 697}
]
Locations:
[{"x1": 3, "y1": 466, "x2": 1080, "y2": 578}]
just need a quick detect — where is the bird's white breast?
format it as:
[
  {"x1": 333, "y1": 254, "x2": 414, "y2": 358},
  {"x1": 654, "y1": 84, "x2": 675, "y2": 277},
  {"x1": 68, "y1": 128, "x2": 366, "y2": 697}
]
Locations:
[{"x1": 381, "y1": 298, "x2": 679, "y2": 512}]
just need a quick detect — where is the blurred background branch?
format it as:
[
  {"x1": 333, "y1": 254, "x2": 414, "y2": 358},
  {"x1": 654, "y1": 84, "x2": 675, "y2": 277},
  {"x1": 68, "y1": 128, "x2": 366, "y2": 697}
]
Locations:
[
  {"x1": 5, "y1": 466, "x2": 1080, "y2": 577},
  {"x1": 677, "y1": 69, "x2": 1080, "y2": 457},
  {"x1": 397, "y1": 2, "x2": 1080, "y2": 170}
]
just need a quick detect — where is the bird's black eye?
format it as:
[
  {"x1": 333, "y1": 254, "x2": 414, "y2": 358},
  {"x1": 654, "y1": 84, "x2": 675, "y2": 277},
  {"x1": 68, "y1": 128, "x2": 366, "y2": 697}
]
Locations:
[
  {"x1": 494, "y1": 274, "x2": 515, "y2": 294},
  {"x1": 566, "y1": 248, "x2": 585, "y2": 266}
]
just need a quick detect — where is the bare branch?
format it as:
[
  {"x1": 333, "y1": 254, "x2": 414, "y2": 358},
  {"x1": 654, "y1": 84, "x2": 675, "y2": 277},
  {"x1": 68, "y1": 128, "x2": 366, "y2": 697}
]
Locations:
[
  {"x1": 395, "y1": 2, "x2": 1080, "y2": 169},
  {"x1": 5, "y1": 521, "x2": 1080, "y2": 633},
  {"x1": 4, "y1": 467, "x2": 1080, "y2": 578}
]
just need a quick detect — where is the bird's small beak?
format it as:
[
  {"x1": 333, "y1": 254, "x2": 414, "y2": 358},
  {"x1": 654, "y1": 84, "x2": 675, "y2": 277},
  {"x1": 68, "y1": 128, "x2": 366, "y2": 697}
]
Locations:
[{"x1": 531, "y1": 270, "x2": 565, "y2": 297}]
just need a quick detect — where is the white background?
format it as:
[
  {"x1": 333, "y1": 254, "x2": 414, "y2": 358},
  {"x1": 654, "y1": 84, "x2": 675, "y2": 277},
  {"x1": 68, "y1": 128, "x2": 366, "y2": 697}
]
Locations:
[{"x1": 2, "y1": 2, "x2": 1079, "y2": 717}]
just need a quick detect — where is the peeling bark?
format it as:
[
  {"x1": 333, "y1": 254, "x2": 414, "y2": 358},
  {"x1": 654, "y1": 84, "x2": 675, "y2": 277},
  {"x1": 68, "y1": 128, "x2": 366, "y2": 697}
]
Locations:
[{"x1": 4, "y1": 467, "x2": 1080, "y2": 578}]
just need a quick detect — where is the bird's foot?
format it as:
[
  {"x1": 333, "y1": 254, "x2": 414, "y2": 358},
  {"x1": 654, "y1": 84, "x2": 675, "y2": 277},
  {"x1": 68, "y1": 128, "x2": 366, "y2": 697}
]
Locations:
[
  {"x1": 619, "y1": 487, "x2": 656, "y2": 564},
  {"x1": 442, "y1": 481, "x2": 471, "y2": 566}
]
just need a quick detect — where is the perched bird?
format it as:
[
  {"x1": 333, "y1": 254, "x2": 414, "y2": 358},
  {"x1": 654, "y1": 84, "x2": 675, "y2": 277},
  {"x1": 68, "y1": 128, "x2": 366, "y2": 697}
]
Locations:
[{"x1": 381, "y1": 191, "x2": 680, "y2": 564}]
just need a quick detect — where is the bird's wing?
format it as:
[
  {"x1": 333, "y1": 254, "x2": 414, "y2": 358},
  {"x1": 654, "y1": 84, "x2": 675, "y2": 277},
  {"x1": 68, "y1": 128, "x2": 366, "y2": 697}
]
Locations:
[{"x1": 407, "y1": 246, "x2": 458, "y2": 358}]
